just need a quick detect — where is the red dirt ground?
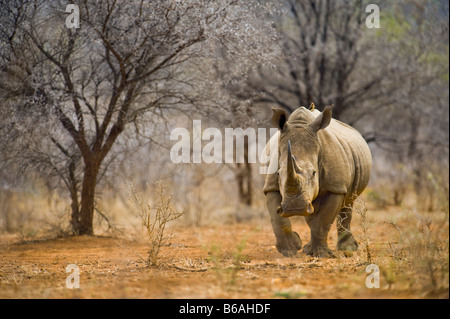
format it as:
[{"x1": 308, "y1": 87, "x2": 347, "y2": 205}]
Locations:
[{"x1": 0, "y1": 207, "x2": 448, "y2": 299}]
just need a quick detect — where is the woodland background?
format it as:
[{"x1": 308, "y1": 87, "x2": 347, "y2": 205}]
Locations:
[{"x1": 0, "y1": 0, "x2": 447, "y2": 247}]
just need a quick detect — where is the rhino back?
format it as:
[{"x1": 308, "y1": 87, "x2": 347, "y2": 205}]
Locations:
[{"x1": 318, "y1": 119, "x2": 372, "y2": 201}]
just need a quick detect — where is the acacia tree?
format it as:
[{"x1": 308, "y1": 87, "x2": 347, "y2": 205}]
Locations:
[{"x1": 0, "y1": 0, "x2": 271, "y2": 235}]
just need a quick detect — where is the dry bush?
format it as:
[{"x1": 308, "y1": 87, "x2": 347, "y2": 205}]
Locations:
[
  {"x1": 377, "y1": 208, "x2": 449, "y2": 296},
  {"x1": 385, "y1": 171, "x2": 449, "y2": 295},
  {"x1": 353, "y1": 197, "x2": 373, "y2": 264},
  {"x1": 129, "y1": 181, "x2": 184, "y2": 266},
  {"x1": 351, "y1": 194, "x2": 448, "y2": 296},
  {"x1": 399, "y1": 209, "x2": 448, "y2": 294}
]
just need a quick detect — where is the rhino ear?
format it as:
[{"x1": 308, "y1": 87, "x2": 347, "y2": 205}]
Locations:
[
  {"x1": 272, "y1": 108, "x2": 289, "y2": 131},
  {"x1": 309, "y1": 105, "x2": 333, "y2": 133}
]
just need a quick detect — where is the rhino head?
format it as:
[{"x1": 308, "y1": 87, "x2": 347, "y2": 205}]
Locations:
[{"x1": 272, "y1": 106, "x2": 334, "y2": 217}]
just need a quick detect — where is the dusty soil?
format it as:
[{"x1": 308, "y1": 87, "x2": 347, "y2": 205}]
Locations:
[{"x1": 0, "y1": 206, "x2": 448, "y2": 299}]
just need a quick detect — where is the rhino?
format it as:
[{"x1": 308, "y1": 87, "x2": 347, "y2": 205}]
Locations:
[{"x1": 263, "y1": 105, "x2": 372, "y2": 257}]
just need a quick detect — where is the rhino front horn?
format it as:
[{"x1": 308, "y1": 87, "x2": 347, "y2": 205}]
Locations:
[
  {"x1": 287, "y1": 140, "x2": 294, "y2": 176},
  {"x1": 286, "y1": 140, "x2": 300, "y2": 191}
]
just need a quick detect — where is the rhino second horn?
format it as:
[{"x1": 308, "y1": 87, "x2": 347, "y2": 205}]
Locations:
[
  {"x1": 307, "y1": 202, "x2": 314, "y2": 214},
  {"x1": 291, "y1": 155, "x2": 304, "y2": 174}
]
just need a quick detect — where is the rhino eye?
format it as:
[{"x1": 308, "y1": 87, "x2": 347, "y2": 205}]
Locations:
[{"x1": 312, "y1": 171, "x2": 316, "y2": 177}]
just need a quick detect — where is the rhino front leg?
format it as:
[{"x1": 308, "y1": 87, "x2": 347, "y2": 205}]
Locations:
[
  {"x1": 304, "y1": 193, "x2": 345, "y2": 258},
  {"x1": 266, "y1": 191, "x2": 302, "y2": 257}
]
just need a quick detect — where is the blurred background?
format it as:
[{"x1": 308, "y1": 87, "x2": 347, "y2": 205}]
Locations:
[{"x1": 0, "y1": 0, "x2": 448, "y2": 237}]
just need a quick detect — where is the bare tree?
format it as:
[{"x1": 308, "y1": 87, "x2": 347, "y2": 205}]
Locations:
[
  {"x1": 225, "y1": 0, "x2": 384, "y2": 120},
  {"x1": 0, "y1": 0, "x2": 273, "y2": 235}
]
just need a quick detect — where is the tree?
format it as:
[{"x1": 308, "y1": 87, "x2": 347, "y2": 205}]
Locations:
[
  {"x1": 362, "y1": 0, "x2": 449, "y2": 209},
  {"x1": 0, "y1": 0, "x2": 272, "y2": 235},
  {"x1": 229, "y1": 0, "x2": 385, "y2": 120}
]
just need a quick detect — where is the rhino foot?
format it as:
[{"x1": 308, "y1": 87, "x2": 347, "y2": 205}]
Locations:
[
  {"x1": 337, "y1": 233, "x2": 359, "y2": 252},
  {"x1": 276, "y1": 231, "x2": 302, "y2": 257},
  {"x1": 303, "y1": 242, "x2": 335, "y2": 258}
]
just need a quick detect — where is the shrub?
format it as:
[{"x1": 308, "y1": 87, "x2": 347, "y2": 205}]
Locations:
[{"x1": 129, "y1": 181, "x2": 184, "y2": 266}]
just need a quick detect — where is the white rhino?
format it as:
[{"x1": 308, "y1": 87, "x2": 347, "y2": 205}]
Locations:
[{"x1": 263, "y1": 106, "x2": 372, "y2": 257}]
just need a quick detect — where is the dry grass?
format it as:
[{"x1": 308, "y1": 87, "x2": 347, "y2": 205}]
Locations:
[
  {"x1": 380, "y1": 208, "x2": 449, "y2": 295},
  {"x1": 0, "y1": 181, "x2": 448, "y2": 298},
  {"x1": 0, "y1": 206, "x2": 448, "y2": 298},
  {"x1": 352, "y1": 200, "x2": 449, "y2": 297},
  {"x1": 208, "y1": 237, "x2": 249, "y2": 289}
]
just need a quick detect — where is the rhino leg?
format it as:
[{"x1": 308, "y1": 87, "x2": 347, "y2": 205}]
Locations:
[
  {"x1": 337, "y1": 206, "x2": 359, "y2": 251},
  {"x1": 266, "y1": 191, "x2": 302, "y2": 257},
  {"x1": 303, "y1": 193, "x2": 344, "y2": 258}
]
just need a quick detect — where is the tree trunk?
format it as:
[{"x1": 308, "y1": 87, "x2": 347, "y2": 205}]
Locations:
[
  {"x1": 78, "y1": 159, "x2": 99, "y2": 235},
  {"x1": 244, "y1": 160, "x2": 252, "y2": 206},
  {"x1": 70, "y1": 190, "x2": 81, "y2": 234},
  {"x1": 68, "y1": 160, "x2": 81, "y2": 234},
  {"x1": 235, "y1": 138, "x2": 252, "y2": 206}
]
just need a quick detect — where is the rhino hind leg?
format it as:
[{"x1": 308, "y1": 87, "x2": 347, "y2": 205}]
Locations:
[
  {"x1": 337, "y1": 206, "x2": 359, "y2": 252},
  {"x1": 304, "y1": 193, "x2": 345, "y2": 258},
  {"x1": 266, "y1": 192, "x2": 302, "y2": 257}
]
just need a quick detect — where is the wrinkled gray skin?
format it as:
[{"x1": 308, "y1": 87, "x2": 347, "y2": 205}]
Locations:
[{"x1": 263, "y1": 106, "x2": 372, "y2": 257}]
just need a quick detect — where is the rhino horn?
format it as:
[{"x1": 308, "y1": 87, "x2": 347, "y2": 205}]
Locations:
[
  {"x1": 287, "y1": 140, "x2": 293, "y2": 173},
  {"x1": 287, "y1": 141, "x2": 301, "y2": 191}
]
